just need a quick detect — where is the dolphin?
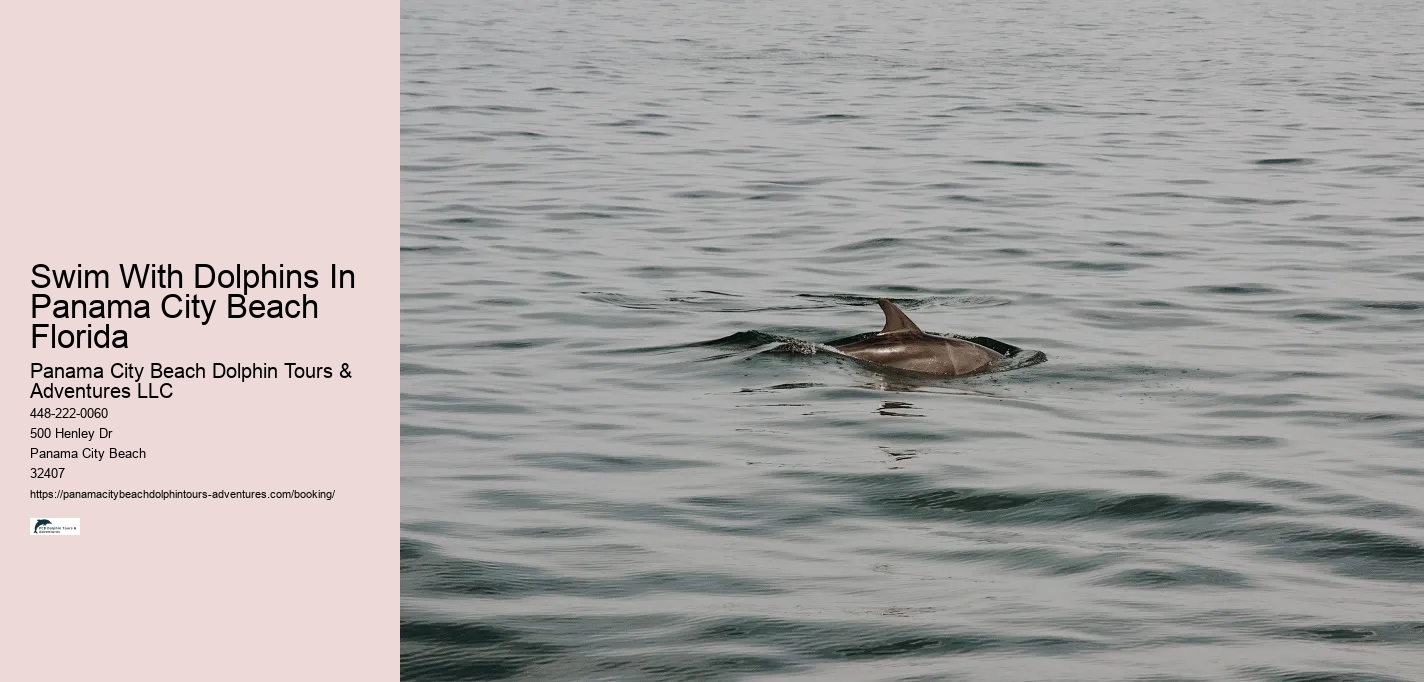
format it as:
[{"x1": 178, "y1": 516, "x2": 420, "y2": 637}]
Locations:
[
  {"x1": 33, "y1": 519, "x2": 52, "y2": 533},
  {"x1": 832, "y1": 299, "x2": 1004, "y2": 377}
]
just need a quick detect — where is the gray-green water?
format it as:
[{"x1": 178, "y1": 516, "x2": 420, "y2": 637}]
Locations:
[{"x1": 401, "y1": 1, "x2": 1424, "y2": 679}]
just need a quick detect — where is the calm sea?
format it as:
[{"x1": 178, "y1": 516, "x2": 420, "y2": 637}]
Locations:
[{"x1": 401, "y1": 1, "x2": 1424, "y2": 679}]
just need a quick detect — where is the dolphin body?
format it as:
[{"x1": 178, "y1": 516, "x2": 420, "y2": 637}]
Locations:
[
  {"x1": 832, "y1": 299, "x2": 1004, "y2": 377},
  {"x1": 33, "y1": 519, "x2": 52, "y2": 533}
]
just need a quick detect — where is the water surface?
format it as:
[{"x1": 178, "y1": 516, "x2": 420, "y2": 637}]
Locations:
[{"x1": 402, "y1": 1, "x2": 1424, "y2": 679}]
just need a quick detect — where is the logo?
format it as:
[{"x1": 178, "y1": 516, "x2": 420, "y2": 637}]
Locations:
[{"x1": 30, "y1": 518, "x2": 80, "y2": 535}]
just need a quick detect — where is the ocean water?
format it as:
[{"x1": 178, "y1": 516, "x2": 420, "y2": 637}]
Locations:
[{"x1": 400, "y1": 1, "x2": 1424, "y2": 679}]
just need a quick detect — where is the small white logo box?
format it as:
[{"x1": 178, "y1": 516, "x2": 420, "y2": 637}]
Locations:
[{"x1": 30, "y1": 518, "x2": 80, "y2": 535}]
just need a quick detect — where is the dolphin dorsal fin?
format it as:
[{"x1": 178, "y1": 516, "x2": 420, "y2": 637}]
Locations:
[{"x1": 876, "y1": 298, "x2": 922, "y2": 334}]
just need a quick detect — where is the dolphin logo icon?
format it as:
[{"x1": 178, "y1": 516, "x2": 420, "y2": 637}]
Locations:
[{"x1": 33, "y1": 519, "x2": 52, "y2": 533}]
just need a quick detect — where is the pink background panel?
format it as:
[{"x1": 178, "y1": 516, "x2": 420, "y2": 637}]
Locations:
[{"x1": 1, "y1": 2, "x2": 397, "y2": 679}]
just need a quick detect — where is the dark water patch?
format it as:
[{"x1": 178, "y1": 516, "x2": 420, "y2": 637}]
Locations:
[
  {"x1": 881, "y1": 447, "x2": 920, "y2": 463},
  {"x1": 476, "y1": 105, "x2": 541, "y2": 114},
  {"x1": 1278, "y1": 621, "x2": 1424, "y2": 644},
  {"x1": 1090, "y1": 494, "x2": 1281, "y2": 520},
  {"x1": 969, "y1": 159, "x2": 1063, "y2": 169},
  {"x1": 1201, "y1": 472, "x2": 1321, "y2": 492},
  {"x1": 1185, "y1": 284, "x2": 1284, "y2": 296},
  {"x1": 1199, "y1": 408, "x2": 1414, "y2": 428},
  {"x1": 398, "y1": 525, "x2": 453, "y2": 556},
  {"x1": 514, "y1": 452, "x2": 710, "y2": 473},
  {"x1": 1205, "y1": 393, "x2": 1316, "y2": 408},
  {"x1": 433, "y1": 214, "x2": 509, "y2": 227},
  {"x1": 540, "y1": 272, "x2": 586, "y2": 285},
  {"x1": 402, "y1": 620, "x2": 525, "y2": 646},
  {"x1": 691, "y1": 330, "x2": 791, "y2": 350},
  {"x1": 401, "y1": 619, "x2": 557, "y2": 681},
  {"x1": 691, "y1": 616, "x2": 1096, "y2": 660},
  {"x1": 1072, "y1": 308, "x2": 1207, "y2": 330},
  {"x1": 403, "y1": 542, "x2": 780, "y2": 598},
  {"x1": 1298, "y1": 494, "x2": 1419, "y2": 520},
  {"x1": 1124, "y1": 191, "x2": 1304, "y2": 206},
  {"x1": 499, "y1": 525, "x2": 605, "y2": 538},
  {"x1": 1018, "y1": 363, "x2": 1231, "y2": 385},
  {"x1": 401, "y1": 423, "x2": 510, "y2": 441},
  {"x1": 401, "y1": 362, "x2": 466, "y2": 376},
  {"x1": 410, "y1": 104, "x2": 474, "y2": 113},
  {"x1": 743, "y1": 192, "x2": 799, "y2": 201},
  {"x1": 1288, "y1": 311, "x2": 1364, "y2": 323},
  {"x1": 405, "y1": 396, "x2": 530, "y2": 416},
  {"x1": 402, "y1": 549, "x2": 558, "y2": 598},
  {"x1": 1285, "y1": 410, "x2": 1416, "y2": 426},
  {"x1": 470, "y1": 296, "x2": 528, "y2": 306},
  {"x1": 1357, "y1": 465, "x2": 1424, "y2": 480},
  {"x1": 1356, "y1": 301, "x2": 1424, "y2": 311},
  {"x1": 584, "y1": 293, "x2": 837, "y2": 315},
  {"x1": 586, "y1": 653, "x2": 794, "y2": 681},
  {"x1": 789, "y1": 471, "x2": 1282, "y2": 527},
  {"x1": 442, "y1": 473, "x2": 530, "y2": 483},
  {"x1": 827, "y1": 237, "x2": 916, "y2": 252},
  {"x1": 908, "y1": 546, "x2": 1123, "y2": 577},
  {"x1": 423, "y1": 134, "x2": 496, "y2": 143},
  {"x1": 1065, "y1": 431, "x2": 1284, "y2": 449},
  {"x1": 627, "y1": 265, "x2": 761, "y2": 279},
  {"x1": 546, "y1": 211, "x2": 617, "y2": 220},
  {"x1": 1366, "y1": 385, "x2": 1424, "y2": 401},
  {"x1": 1386, "y1": 428, "x2": 1424, "y2": 447},
  {"x1": 474, "y1": 489, "x2": 556, "y2": 511},
  {"x1": 1095, "y1": 565, "x2": 1252, "y2": 589},
  {"x1": 1254, "y1": 158, "x2": 1314, "y2": 165},
  {"x1": 739, "y1": 382, "x2": 825, "y2": 393},
  {"x1": 400, "y1": 229, "x2": 458, "y2": 241},
  {"x1": 1038, "y1": 260, "x2": 1143, "y2": 272},
  {"x1": 566, "y1": 498, "x2": 834, "y2": 537},
  {"x1": 1260, "y1": 238, "x2": 1355, "y2": 249},
  {"x1": 671, "y1": 189, "x2": 742, "y2": 199},
  {"x1": 1141, "y1": 521, "x2": 1424, "y2": 583},
  {"x1": 1342, "y1": 164, "x2": 1409, "y2": 176},
  {"x1": 403, "y1": 338, "x2": 560, "y2": 352},
  {"x1": 1244, "y1": 369, "x2": 1354, "y2": 383},
  {"x1": 1118, "y1": 469, "x2": 1171, "y2": 478},
  {"x1": 796, "y1": 293, "x2": 1013, "y2": 309},
  {"x1": 749, "y1": 177, "x2": 838, "y2": 188},
  {"x1": 877, "y1": 400, "x2": 922, "y2": 417},
  {"x1": 1243, "y1": 668, "x2": 1412, "y2": 682},
  {"x1": 398, "y1": 291, "x2": 458, "y2": 303}
]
